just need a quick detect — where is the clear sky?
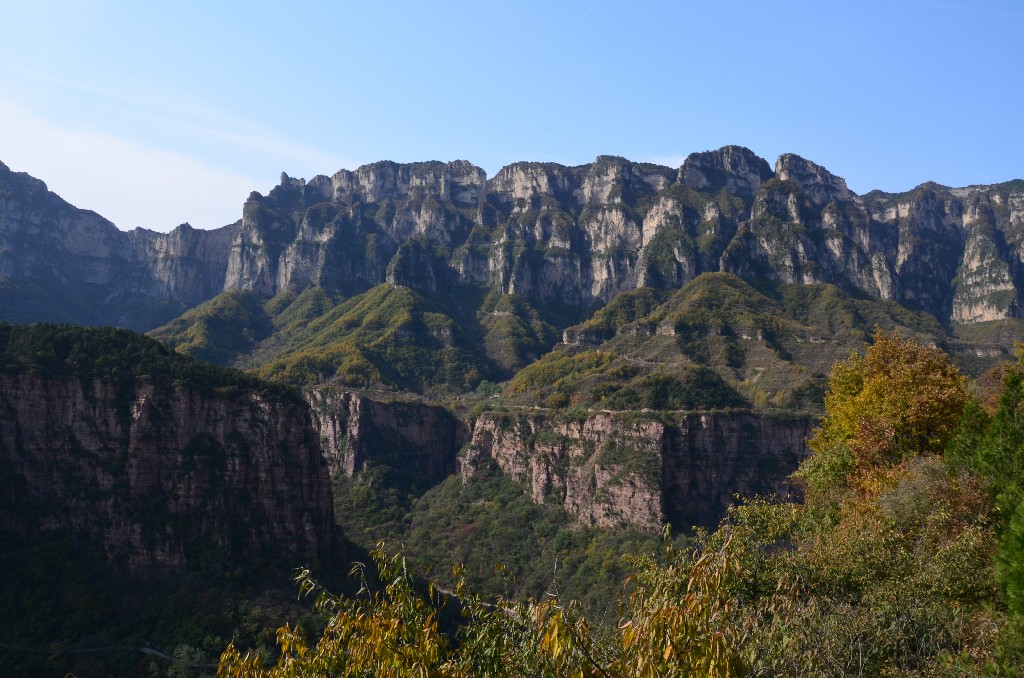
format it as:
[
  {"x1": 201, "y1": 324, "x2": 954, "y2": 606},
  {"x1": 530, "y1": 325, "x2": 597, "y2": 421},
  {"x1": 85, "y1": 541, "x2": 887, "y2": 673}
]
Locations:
[{"x1": 0, "y1": 0, "x2": 1021, "y2": 231}]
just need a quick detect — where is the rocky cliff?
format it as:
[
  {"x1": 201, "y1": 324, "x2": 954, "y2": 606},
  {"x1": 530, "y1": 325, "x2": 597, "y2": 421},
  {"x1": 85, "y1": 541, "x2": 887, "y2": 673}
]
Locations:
[
  {"x1": 309, "y1": 387, "x2": 812, "y2": 531},
  {"x1": 220, "y1": 149, "x2": 1024, "y2": 326},
  {"x1": 0, "y1": 160, "x2": 237, "y2": 330},
  {"x1": 0, "y1": 325, "x2": 341, "y2": 575},
  {"x1": 308, "y1": 388, "x2": 469, "y2": 481},
  {"x1": 457, "y1": 409, "x2": 813, "y2": 529},
  {"x1": 4, "y1": 151, "x2": 1022, "y2": 331}
]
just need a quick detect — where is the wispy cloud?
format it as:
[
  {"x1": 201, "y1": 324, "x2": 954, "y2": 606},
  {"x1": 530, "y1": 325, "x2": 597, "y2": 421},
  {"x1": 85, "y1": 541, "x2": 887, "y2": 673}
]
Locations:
[
  {"x1": 0, "y1": 100, "x2": 263, "y2": 231},
  {"x1": 4, "y1": 65, "x2": 357, "y2": 176}
]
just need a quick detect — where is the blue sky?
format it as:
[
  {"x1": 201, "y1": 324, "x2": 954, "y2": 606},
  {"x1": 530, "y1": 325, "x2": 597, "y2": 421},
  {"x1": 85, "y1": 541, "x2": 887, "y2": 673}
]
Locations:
[{"x1": 0, "y1": 0, "x2": 1021, "y2": 231}]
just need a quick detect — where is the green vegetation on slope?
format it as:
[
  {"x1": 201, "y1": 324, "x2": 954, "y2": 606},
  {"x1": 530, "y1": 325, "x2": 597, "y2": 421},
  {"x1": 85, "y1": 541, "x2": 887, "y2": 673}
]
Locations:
[
  {"x1": 504, "y1": 272, "x2": 957, "y2": 413},
  {"x1": 0, "y1": 322, "x2": 300, "y2": 402},
  {"x1": 255, "y1": 283, "x2": 493, "y2": 392},
  {"x1": 476, "y1": 290, "x2": 560, "y2": 374},
  {"x1": 332, "y1": 459, "x2": 663, "y2": 625},
  {"x1": 0, "y1": 531, "x2": 321, "y2": 677},
  {"x1": 221, "y1": 331, "x2": 1024, "y2": 676},
  {"x1": 148, "y1": 289, "x2": 273, "y2": 364}
]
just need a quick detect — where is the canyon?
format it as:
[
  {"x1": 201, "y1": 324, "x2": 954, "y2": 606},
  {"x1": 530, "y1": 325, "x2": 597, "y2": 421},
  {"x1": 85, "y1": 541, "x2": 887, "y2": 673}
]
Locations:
[
  {"x1": 2, "y1": 145, "x2": 1022, "y2": 551},
  {"x1": 312, "y1": 389, "x2": 813, "y2": 530}
]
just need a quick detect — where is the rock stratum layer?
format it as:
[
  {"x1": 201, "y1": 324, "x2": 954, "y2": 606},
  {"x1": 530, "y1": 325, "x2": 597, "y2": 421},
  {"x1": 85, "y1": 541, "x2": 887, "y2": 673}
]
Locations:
[{"x1": 0, "y1": 369, "x2": 340, "y2": 575}]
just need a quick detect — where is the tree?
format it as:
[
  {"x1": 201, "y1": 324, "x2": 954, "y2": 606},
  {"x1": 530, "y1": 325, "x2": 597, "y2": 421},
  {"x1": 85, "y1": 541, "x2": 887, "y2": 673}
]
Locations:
[
  {"x1": 218, "y1": 539, "x2": 743, "y2": 677},
  {"x1": 798, "y1": 329, "x2": 968, "y2": 499}
]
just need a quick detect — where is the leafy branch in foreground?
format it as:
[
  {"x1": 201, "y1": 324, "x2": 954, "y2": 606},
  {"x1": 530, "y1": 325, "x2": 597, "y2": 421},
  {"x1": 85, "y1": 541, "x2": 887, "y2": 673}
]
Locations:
[
  {"x1": 218, "y1": 537, "x2": 742, "y2": 677},
  {"x1": 220, "y1": 331, "x2": 1023, "y2": 677}
]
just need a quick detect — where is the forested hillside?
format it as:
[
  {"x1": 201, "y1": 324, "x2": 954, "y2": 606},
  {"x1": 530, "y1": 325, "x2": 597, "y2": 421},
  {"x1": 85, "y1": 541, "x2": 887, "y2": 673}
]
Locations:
[
  {"x1": 5, "y1": 150, "x2": 1024, "y2": 675},
  {"x1": 220, "y1": 331, "x2": 1024, "y2": 676}
]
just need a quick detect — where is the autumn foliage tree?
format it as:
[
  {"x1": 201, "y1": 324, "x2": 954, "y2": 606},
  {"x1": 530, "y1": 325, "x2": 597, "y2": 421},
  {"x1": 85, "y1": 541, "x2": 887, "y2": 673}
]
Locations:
[
  {"x1": 218, "y1": 539, "x2": 743, "y2": 678},
  {"x1": 219, "y1": 331, "x2": 1023, "y2": 676},
  {"x1": 798, "y1": 329, "x2": 968, "y2": 499}
]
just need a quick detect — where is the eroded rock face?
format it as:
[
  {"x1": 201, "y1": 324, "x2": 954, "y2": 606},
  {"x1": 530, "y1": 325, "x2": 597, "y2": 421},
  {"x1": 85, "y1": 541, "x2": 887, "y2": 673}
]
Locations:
[
  {"x1": 220, "y1": 151, "x2": 1024, "y2": 325},
  {"x1": 681, "y1": 145, "x2": 774, "y2": 198},
  {"x1": 308, "y1": 388, "x2": 469, "y2": 481},
  {"x1": 0, "y1": 373, "x2": 340, "y2": 575},
  {"x1": 457, "y1": 410, "x2": 813, "y2": 530},
  {"x1": 0, "y1": 161, "x2": 237, "y2": 330},
  {"x1": 5, "y1": 151, "x2": 1024, "y2": 329},
  {"x1": 457, "y1": 413, "x2": 660, "y2": 528},
  {"x1": 663, "y1": 413, "x2": 813, "y2": 528}
]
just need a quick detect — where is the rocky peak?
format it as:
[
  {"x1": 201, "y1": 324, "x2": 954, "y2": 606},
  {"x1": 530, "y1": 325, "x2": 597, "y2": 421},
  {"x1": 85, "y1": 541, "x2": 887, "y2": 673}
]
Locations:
[
  {"x1": 775, "y1": 153, "x2": 857, "y2": 206},
  {"x1": 578, "y1": 156, "x2": 675, "y2": 205},
  {"x1": 280, "y1": 171, "x2": 305, "y2": 190},
  {"x1": 680, "y1": 145, "x2": 774, "y2": 198},
  {"x1": 330, "y1": 160, "x2": 487, "y2": 205},
  {"x1": 487, "y1": 162, "x2": 576, "y2": 209}
]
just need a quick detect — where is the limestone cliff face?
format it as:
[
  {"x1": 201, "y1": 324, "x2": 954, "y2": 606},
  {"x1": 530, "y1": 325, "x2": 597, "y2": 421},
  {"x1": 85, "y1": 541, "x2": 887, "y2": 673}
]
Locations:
[
  {"x1": 125, "y1": 222, "x2": 237, "y2": 306},
  {"x1": 220, "y1": 151, "x2": 1024, "y2": 325},
  {"x1": 0, "y1": 161, "x2": 236, "y2": 330},
  {"x1": 663, "y1": 413, "x2": 813, "y2": 527},
  {"x1": 0, "y1": 373, "x2": 340, "y2": 575},
  {"x1": 456, "y1": 410, "x2": 813, "y2": 530},
  {"x1": 302, "y1": 389, "x2": 810, "y2": 531},
  {"x1": 458, "y1": 412, "x2": 665, "y2": 529},
  {"x1": 4, "y1": 152, "x2": 1023, "y2": 329},
  {"x1": 308, "y1": 388, "x2": 469, "y2": 481}
]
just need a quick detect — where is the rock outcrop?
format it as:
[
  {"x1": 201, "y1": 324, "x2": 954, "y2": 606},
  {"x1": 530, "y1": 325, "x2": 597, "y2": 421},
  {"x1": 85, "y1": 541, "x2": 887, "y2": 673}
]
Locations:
[
  {"x1": 457, "y1": 409, "x2": 813, "y2": 529},
  {"x1": 0, "y1": 160, "x2": 237, "y2": 330},
  {"x1": 458, "y1": 412, "x2": 666, "y2": 529},
  {"x1": 308, "y1": 388, "x2": 469, "y2": 481},
  {"x1": 0, "y1": 372, "x2": 340, "y2": 575},
  {"x1": 218, "y1": 150, "x2": 1024, "y2": 326}
]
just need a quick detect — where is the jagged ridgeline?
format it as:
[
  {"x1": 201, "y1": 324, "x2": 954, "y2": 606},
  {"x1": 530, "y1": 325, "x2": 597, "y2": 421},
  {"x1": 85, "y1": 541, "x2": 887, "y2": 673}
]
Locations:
[
  {"x1": 4, "y1": 149, "x2": 1024, "y2": 398},
  {"x1": 139, "y1": 149, "x2": 1024, "y2": 400}
]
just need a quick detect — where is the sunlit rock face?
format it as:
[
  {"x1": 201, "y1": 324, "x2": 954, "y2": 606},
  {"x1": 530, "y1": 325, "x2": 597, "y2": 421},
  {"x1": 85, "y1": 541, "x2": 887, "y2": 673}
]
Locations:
[
  {"x1": 4, "y1": 149, "x2": 1023, "y2": 328},
  {"x1": 456, "y1": 409, "x2": 813, "y2": 530},
  {"x1": 218, "y1": 150, "x2": 1024, "y2": 325}
]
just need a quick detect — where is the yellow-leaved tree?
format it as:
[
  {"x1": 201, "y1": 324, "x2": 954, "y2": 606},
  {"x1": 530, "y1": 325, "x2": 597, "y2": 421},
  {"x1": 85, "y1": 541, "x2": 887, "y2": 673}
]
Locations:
[
  {"x1": 218, "y1": 538, "x2": 744, "y2": 678},
  {"x1": 798, "y1": 329, "x2": 968, "y2": 499}
]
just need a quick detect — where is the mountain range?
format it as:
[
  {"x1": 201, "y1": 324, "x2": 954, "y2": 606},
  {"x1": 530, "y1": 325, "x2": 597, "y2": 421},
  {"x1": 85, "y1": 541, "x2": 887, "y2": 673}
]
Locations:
[
  {"x1": 4, "y1": 147, "x2": 1023, "y2": 330},
  {"x1": 3, "y1": 147, "x2": 1023, "y2": 673}
]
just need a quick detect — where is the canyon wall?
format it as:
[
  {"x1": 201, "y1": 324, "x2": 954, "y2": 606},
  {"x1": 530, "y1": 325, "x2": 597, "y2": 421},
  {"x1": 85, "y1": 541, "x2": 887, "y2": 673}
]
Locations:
[
  {"x1": 314, "y1": 389, "x2": 813, "y2": 531},
  {"x1": 308, "y1": 388, "x2": 470, "y2": 481},
  {"x1": 0, "y1": 372, "x2": 340, "y2": 575}
]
